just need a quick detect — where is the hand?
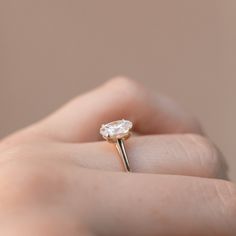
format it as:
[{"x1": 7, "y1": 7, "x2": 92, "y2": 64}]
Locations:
[{"x1": 0, "y1": 78, "x2": 234, "y2": 236}]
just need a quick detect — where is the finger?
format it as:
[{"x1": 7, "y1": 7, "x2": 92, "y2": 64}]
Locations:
[
  {"x1": 30, "y1": 77, "x2": 202, "y2": 142},
  {"x1": 65, "y1": 134, "x2": 227, "y2": 178},
  {"x1": 5, "y1": 134, "x2": 226, "y2": 178},
  {"x1": 77, "y1": 171, "x2": 236, "y2": 236}
]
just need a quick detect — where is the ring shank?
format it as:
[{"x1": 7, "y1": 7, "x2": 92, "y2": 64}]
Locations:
[{"x1": 116, "y1": 139, "x2": 131, "y2": 172}]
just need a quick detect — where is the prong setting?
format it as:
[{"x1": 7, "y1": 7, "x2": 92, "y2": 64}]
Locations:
[{"x1": 100, "y1": 119, "x2": 133, "y2": 143}]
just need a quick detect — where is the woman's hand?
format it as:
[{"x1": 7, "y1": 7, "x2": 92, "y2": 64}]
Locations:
[{"x1": 0, "y1": 78, "x2": 234, "y2": 236}]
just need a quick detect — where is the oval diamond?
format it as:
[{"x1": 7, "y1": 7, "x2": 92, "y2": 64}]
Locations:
[{"x1": 100, "y1": 119, "x2": 133, "y2": 139}]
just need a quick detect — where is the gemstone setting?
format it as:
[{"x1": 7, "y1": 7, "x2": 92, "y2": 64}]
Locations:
[{"x1": 100, "y1": 119, "x2": 133, "y2": 141}]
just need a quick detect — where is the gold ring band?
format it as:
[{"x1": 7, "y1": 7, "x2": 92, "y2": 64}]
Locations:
[{"x1": 116, "y1": 138, "x2": 131, "y2": 172}]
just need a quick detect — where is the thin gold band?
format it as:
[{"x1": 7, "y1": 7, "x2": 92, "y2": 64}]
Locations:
[{"x1": 116, "y1": 139, "x2": 131, "y2": 172}]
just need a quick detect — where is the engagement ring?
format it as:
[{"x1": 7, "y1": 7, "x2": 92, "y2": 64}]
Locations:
[{"x1": 100, "y1": 119, "x2": 133, "y2": 172}]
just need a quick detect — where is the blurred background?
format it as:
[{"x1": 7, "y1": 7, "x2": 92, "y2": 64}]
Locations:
[{"x1": 0, "y1": 1, "x2": 235, "y2": 179}]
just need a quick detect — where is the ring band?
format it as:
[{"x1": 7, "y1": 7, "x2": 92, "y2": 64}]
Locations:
[
  {"x1": 116, "y1": 139, "x2": 131, "y2": 172},
  {"x1": 100, "y1": 119, "x2": 133, "y2": 172}
]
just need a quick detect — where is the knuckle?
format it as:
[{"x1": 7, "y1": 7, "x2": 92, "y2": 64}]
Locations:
[
  {"x1": 186, "y1": 134, "x2": 222, "y2": 177},
  {"x1": 105, "y1": 76, "x2": 147, "y2": 106},
  {"x1": 106, "y1": 76, "x2": 138, "y2": 88}
]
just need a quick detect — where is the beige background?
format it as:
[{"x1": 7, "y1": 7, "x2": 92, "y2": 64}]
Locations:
[{"x1": 0, "y1": 1, "x2": 235, "y2": 179}]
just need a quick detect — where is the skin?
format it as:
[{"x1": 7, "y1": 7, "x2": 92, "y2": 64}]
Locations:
[{"x1": 0, "y1": 77, "x2": 235, "y2": 236}]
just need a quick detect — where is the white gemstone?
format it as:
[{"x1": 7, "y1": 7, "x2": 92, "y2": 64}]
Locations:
[{"x1": 100, "y1": 119, "x2": 133, "y2": 139}]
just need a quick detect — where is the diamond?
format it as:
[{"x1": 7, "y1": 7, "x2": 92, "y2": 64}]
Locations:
[{"x1": 100, "y1": 119, "x2": 133, "y2": 140}]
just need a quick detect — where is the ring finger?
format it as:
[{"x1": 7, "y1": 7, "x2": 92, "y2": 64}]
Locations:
[
  {"x1": 66, "y1": 134, "x2": 227, "y2": 178},
  {"x1": 3, "y1": 134, "x2": 226, "y2": 179}
]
